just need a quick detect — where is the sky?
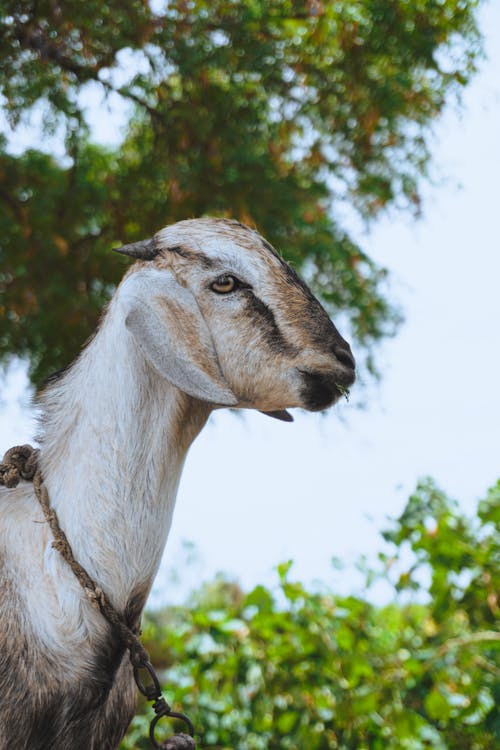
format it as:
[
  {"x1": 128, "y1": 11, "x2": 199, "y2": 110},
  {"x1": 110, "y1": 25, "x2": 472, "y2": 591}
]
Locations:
[{"x1": 1, "y1": 2, "x2": 499, "y2": 606}]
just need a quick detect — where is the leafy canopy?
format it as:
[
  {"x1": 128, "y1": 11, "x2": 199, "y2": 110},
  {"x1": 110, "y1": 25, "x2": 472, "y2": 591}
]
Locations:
[
  {"x1": 122, "y1": 478, "x2": 500, "y2": 750},
  {"x1": 0, "y1": 0, "x2": 483, "y2": 384}
]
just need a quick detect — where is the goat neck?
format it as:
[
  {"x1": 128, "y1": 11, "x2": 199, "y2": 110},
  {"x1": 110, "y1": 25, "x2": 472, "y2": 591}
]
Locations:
[{"x1": 37, "y1": 292, "x2": 211, "y2": 622}]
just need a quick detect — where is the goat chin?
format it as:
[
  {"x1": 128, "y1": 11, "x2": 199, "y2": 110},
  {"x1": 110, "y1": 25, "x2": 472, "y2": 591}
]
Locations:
[{"x1": 260, "y1": 409, "x2": 294, "y2": 422}]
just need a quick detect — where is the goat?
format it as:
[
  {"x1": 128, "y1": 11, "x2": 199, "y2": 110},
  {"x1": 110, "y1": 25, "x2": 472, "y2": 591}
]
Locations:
[{"x1": 0, "y1": 218, "x2": 355, "y2": 749}]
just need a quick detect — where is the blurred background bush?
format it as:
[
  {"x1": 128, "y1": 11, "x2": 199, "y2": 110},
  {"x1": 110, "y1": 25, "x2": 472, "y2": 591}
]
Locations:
[{"x1": 122, "y1": 480, "x2": 499, "y2": 749}]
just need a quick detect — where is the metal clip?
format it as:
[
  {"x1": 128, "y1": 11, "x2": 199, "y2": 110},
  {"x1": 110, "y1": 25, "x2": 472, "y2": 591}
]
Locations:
[{"x1": 133, "y1": 659, "x2": 196, "y2": 748}]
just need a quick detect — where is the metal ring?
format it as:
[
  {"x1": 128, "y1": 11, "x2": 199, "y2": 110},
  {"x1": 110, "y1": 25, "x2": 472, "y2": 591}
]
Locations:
[{"x1": 150, "y1": 710, "x2": 195, "y2": 748}]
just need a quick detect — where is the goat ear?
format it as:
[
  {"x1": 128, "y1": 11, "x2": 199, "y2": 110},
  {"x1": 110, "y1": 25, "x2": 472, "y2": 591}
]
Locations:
[{"x1": 123, "y1": 273, "x2": 238, "y2": 406}]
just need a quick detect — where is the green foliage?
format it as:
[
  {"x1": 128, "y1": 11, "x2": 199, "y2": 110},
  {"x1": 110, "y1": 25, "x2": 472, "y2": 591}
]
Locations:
[
  {"x1": 122, "y1": 479, "x2": 499, "y2": 749},
  {"x1": 0, "y1": 0, "x2": 483, "y2": 384}
]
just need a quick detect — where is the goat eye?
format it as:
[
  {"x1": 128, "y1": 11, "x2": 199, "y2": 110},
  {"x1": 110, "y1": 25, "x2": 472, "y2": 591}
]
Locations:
[{"x1": 210, "y1": 275, "x2": 238, "y2": 294}]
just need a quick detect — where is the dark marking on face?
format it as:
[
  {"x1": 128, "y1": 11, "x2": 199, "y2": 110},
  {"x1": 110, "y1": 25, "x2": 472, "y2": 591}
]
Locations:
[
  {"x1": 245, "y1": 293, "x2": 299, "y2": 357},
  {"x1": 167, "y1": 244, "x2": 216, "y2": 269}
]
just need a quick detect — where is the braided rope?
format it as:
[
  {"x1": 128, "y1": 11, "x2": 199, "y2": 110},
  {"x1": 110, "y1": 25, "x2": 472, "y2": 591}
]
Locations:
[
  {"x1": 1, "y1": 444, "x2": 196, "y2": 749},
  {"x1": 0, "y1": 444, "x2": 39, "y2": 487}
]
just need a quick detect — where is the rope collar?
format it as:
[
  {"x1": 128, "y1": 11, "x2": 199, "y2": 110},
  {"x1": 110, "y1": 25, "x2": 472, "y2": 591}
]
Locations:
[{"x1": 0, "y1": 444, "x2": 196, "y2": 750}]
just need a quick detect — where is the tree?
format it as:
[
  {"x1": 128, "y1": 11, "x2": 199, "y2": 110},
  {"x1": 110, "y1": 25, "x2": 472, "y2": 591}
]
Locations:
[
  {"x1": 0, "y1": 0, "x2": 483, "y2": 385},
  {"x1": 121, "y1": 479, "x2": 500, "y2": 749}
]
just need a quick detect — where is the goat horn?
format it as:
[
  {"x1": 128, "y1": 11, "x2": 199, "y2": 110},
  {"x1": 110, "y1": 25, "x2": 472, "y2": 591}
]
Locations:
[{"x1": 113, "y1": 238, "x2": 158, "y2": 260}]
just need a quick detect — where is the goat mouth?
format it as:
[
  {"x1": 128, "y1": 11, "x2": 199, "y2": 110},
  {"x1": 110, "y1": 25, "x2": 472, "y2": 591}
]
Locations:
[{"x1": 298, "y1": 369, "x2": 351, "y2": 411}]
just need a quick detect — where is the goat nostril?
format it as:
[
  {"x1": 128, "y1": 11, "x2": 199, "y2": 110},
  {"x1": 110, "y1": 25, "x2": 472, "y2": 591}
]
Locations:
[{"x1": 334, "y1": 345, "x2": 355, "y2": 371}]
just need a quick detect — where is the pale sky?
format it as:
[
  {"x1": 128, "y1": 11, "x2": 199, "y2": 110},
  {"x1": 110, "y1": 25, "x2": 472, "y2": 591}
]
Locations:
[{"x1": 1, "y1": 2, "x2": 499, "y2": 606}]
